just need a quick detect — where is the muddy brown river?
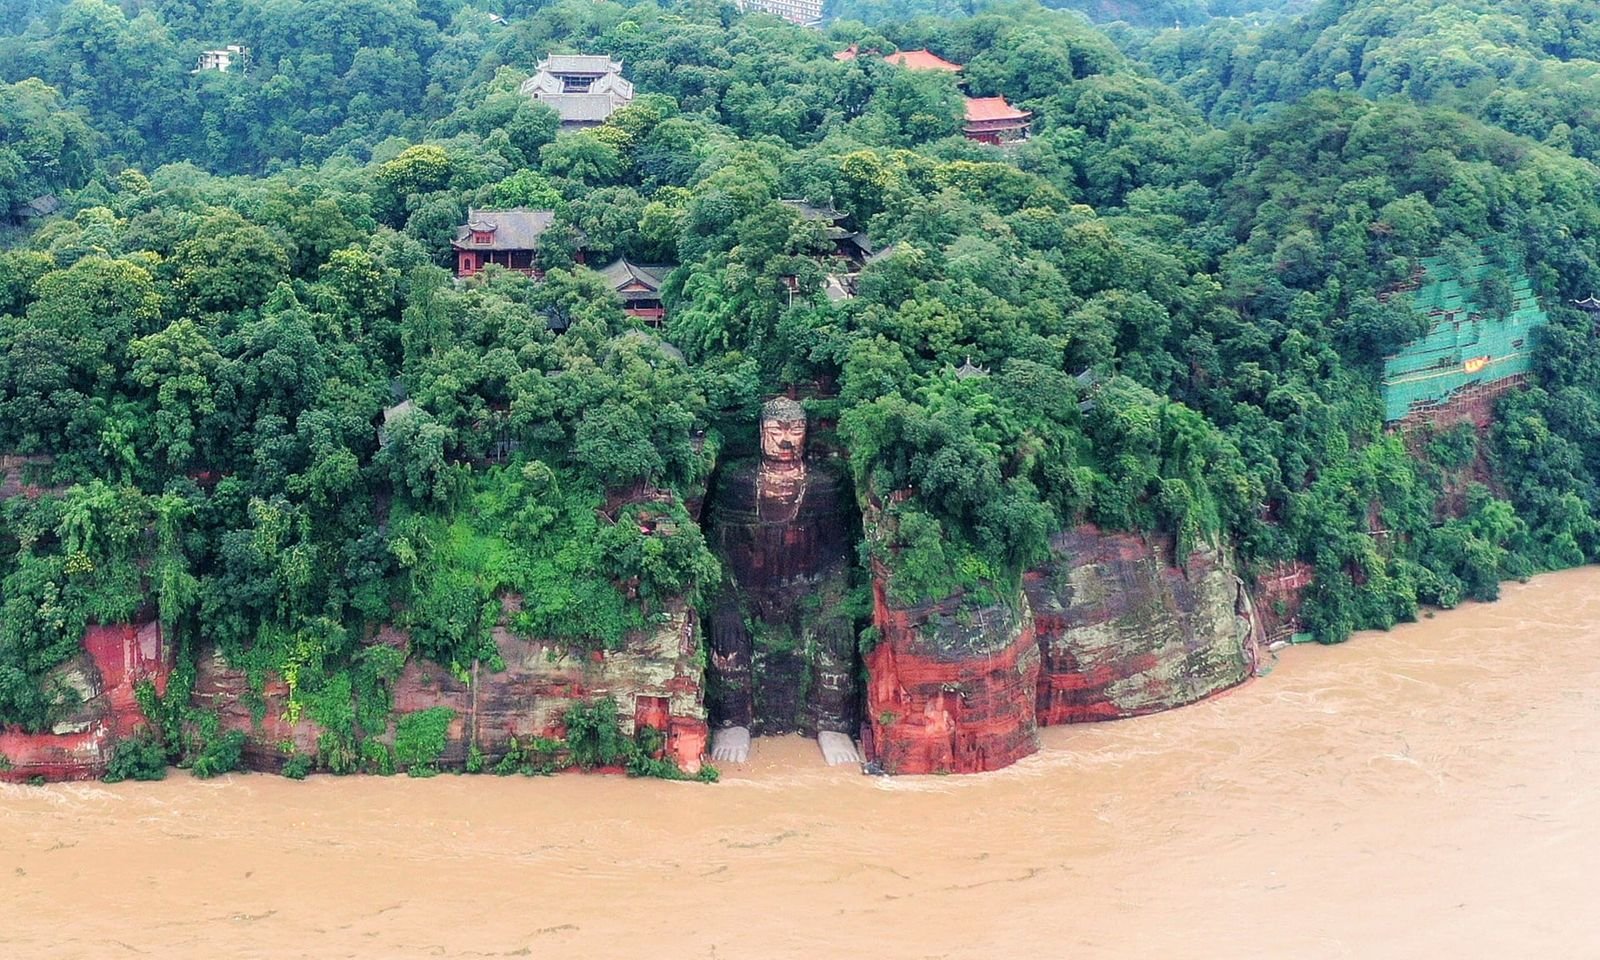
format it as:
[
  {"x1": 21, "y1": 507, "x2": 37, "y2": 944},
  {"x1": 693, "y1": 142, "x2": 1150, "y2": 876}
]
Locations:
[{"x1": 4, "y1": 568, "x2": 1599, "y2": 959}]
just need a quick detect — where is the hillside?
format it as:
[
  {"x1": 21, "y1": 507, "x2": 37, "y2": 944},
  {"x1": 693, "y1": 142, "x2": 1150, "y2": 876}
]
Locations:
[
  {"x1": 4, "y1": 0, "x2": 1600, "y2": 778},
  {"x1": 1133, "y1": 0, "x2": 1600, "y2": 160}
]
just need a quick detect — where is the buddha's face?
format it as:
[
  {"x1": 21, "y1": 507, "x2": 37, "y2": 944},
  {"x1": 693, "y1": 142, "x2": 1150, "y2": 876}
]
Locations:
[{"x1": 760, "y1": 415, "x2": 807, "y2": 464}]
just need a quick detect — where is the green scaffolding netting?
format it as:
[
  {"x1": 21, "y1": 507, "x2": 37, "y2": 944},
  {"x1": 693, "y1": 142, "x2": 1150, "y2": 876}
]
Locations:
[{"x1": 1380, "y1": 251, "x2": 1547, "y2": 422}]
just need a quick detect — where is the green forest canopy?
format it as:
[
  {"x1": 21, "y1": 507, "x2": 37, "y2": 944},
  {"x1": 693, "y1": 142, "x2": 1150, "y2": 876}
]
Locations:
[{"x1": 3, "y1": 0, "x2": 1600, "y2": 739}]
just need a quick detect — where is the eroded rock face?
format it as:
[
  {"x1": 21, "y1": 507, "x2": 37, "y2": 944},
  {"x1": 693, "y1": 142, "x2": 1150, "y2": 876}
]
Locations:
[
  {"x1": 0, "y1": 453, "x2": 59, "y2": 501},
  {"x1": 1026, "y1": 525, "x2": 1258, "y2": 726},
  {"x1": 191, "y1": 646, "x2": 325, "y2": 772},
  {"x1": 389, "y1": 603, "x2": 708, "y2": 773},
  {"x1": 0, "y1": 622, "x2": 171, "y2": 782},
  {"x1": 861, "y1": 521, "x2": 1260, "y2": 775},
  {"x1": 862, "y1": 577, "x2": 1041, "y2": 775},
  {"x1": 191, "y1": 603, "x2": 709, "y2": 775},
  {"x1": 1256, "y1": 560, "x2": 1314, "y2": 645}
]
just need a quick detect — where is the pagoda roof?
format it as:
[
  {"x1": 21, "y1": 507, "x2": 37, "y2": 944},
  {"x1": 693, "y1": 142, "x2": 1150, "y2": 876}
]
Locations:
[
  {"x1": 451, "y1": 208, "x2": 557, "y2": 250},
  {"x1": 953, "y1": 356, "x2": 990, "y2": 379},
  {"x1": 538, "y1": 54, "x2": 623, "y2": 76},
  {"x1": 781, "y1": 199, "x2": 846, "y2": 223},
  {"x1": 596, "y1": 258, "x2": 673, "y2": 301},
  {"x1": 541, "y1": 91, "x2": 631, "y2": 122},
  {"x1": 964, "y1": 96, "x2": 1031, "y2": 123},
  {"x1": 884, "y1": 49, "x2": 963, "y2": 72}
]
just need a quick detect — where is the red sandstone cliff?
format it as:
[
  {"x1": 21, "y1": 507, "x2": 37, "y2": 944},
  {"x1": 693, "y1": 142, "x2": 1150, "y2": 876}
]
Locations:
[
  {"x1": 863, "y1": 576, "x2": 1041, "y2": 774},
  {"x1": 0, "y1": 453, "x2": 59, "y2": 501},
  {"x1": 190, "y1": 646, "x2": 326, "y2": 771},
  {"x1": 1025, "y1": 526, "x2": 1258, "y2": 726},
  {"x1": 1256, "y1": 559, "x2": 1314, "y2": 645},
  {"x1": 190, "y1": 602, "x2": 708, "y2": 776},
  {"x1": 0, "y1": 622, "x2": 171, "y2": 782},
  {"x1": 387, "y1": 602, "x2": 708, "y2": 773},
  {"x1": 862, "y1": 519, "x2": 1260, "y2": 775}
]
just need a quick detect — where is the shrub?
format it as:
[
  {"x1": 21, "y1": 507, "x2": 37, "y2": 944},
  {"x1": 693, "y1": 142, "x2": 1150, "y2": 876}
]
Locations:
[
  {"x1": 562, "y1": 697, "x2": 716, "y2": 782},
  {"x1": 493, "y1": 735, "x2": 565, "y2": 776},
  {"x1": 190, "y1": 730, "x2": 247, "y2": 779},
  {"x1": 360, "y1": 739, "x2": 396, "y2": 775},
  {"x1": 394, "y1": 707, "x2": 454, "y2": 777},
  {"x1": 103, "y1": 736, "x2": 168, "y2": 782},
  {"x1": 562, "y1": 698, "x2": 633, "y2": 770},
  {"x1": 280, "y1": 754, "x2": 313, "y2": 780}
]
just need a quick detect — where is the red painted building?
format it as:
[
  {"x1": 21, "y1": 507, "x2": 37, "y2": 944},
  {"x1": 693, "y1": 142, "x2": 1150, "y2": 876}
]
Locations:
[
  {"x1": 963, "y1": 96, "x2": 1032, "y2": 145},
  {"x1": 883, "y1": 48, "x2": 963, "y2": 72},
  {"x1": 835, "y1": 45, "x2": 963, "y2": 73},
  {"x1": 452, "y1": 208, "x2": 578, "y2": 278},
  {"x1": 597, "y1": 258, "x2": 672, "y2": 324}
]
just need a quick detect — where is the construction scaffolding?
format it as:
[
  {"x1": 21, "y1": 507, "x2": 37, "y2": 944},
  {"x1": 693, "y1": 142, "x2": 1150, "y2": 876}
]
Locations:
[{"x1": 1380, "y1": 250, "x2": 1547, "y2": 423}]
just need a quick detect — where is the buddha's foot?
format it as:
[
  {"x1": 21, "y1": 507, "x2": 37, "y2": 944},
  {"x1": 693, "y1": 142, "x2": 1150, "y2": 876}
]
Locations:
[
  {"x1": 710, "y1": 725, "x2": 751, "y2": 763},
  {"x1": 817, "y1": 731, "x2": 862, "y2": 766}
]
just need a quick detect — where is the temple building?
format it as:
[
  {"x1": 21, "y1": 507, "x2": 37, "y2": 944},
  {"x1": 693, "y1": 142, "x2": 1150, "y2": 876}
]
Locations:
[
  {"x1": 13, "y1": 194, "x2": 59, "y2": 221},
  {"x1": 519, "y1": 55, "x2": 634, "y2": 128},
  {"x1": 195, "y1": 45, "x2": 248, "y2": 73},
  {"x1": 451, "y1": 208, "x2": 578, "y2": 278},
  {"x1": 835, "y1": 45, "x2": 964, "y2": 72},
  {"x1": 597, "y1": 258, "x2": 673, "y2": 324},
  {"x1": 1379, "y1": 249, "x2": 1548, "y2": 427},
  {"x1": 883, "y1": 49, "x2": 963, "y2": 71},
  {"x1": 963, "y1": 96, "x2": 1032, "y2": 144},
  {"x1": 738, "y1": 0, "x2": 823, "y2": 25},
  {"x1": 781, "y1": 199, "x2": 873, "y2": 263}
]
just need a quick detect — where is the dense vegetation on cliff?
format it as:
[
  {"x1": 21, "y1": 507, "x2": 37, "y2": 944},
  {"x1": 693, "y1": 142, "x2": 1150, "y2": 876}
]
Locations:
[{"x1": 4, "y1": 0, "x2": 1600, "y2": 763}]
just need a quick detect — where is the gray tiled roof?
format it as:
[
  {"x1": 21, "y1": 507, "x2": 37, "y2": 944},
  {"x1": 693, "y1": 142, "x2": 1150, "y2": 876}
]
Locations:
[
  {"x1": 540, "y1": 54, "x2": 623, "y2": 75},
  {"x1": 542, "y1": 92, "x2": 629, "y2": 123},
  {"x1": 781, "y1": 199, "x2": 845, "y2": 222},
  {"x1": 597, "y1": 258, "x2": 673, "y2": 300},
  {"x1": 519, "y1": 55, "x2": 633, "y2": 124},
  {"x1": 864, "y1": 242, "x2": 899, "y2": 265},
  {"x1": 21, "y1": 194, "x2": 60, "y2": 217},
  {"x1": 451, "y1": 208, "x2": 557, "y2": 250}
]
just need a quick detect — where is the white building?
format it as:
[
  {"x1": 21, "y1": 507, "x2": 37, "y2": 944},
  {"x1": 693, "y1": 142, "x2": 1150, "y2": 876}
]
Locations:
[
  {"x1": 518, "y1": 55, "x2": 634, "y2": 128},
  {"x1": 195, "y1": 45, "x2": 248, "y2": 73},
  {"x1": 738, "y1": 0, "x2": 824, "y2": 26}
]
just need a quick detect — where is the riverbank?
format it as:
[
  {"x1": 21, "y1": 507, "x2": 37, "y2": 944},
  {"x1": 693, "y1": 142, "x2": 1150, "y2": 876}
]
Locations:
[{"x1": 4, "y1": 567, "x2": 1599, "y2": 959}]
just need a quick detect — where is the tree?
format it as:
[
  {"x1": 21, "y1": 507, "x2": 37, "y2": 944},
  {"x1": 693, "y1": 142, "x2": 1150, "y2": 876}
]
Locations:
[
  {"x1": 130, "y1": 319, "x2": 223, "y2": 470},
  {"x1": 171, "y1": 213, "x2": 292, "y2": 315},
  {"x1": 540, "y1": 133, "x2": 624, "y2": 185}
]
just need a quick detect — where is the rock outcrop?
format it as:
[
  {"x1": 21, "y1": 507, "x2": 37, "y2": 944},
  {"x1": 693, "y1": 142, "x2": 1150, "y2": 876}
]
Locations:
[
  {"x1": 862, "y1": 577, "x2": 1040, "y2": 774},
  {"x1": 190, "y1": 602, "x2": 709, "y2": 775},
  {"x1": 1026, "y1": 525, "x2": 1257, "y2": 725},
  {"x1": 1255, "y1": 560, "x2": 1314, "y2": 645},
  {"x1": 388, "y1": 602, "x2": 708, "y2": 773},
  {"x1": 0, "y1": 453, "x2": 58, "y2": 501},
  {"x1": 0, "y1": 622, "x2": 171, "y2": 782},
  {"x1": 861, "y1": 521, "x2": 1259, "y2": 775},
  {"x1": 190, "y1": 646, "x2": 326, "y2": 772}
]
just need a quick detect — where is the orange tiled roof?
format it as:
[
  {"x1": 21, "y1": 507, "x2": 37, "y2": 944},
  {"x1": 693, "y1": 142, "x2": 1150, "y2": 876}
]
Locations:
[
  {"x1": 964, "y1": 96, "x2": 1030, "y2": 122},
  {"x1": 884, "y1": 48, "x2": 963, "y2": 71},
  {"x1": 834, "y1": 45, "x2": 860, "y2": 61}
]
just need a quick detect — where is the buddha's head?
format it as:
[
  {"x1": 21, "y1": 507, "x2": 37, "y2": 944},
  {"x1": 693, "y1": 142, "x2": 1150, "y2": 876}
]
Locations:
[{"x1": 759, "y1": 397, "x2": 807, "y2": 464}]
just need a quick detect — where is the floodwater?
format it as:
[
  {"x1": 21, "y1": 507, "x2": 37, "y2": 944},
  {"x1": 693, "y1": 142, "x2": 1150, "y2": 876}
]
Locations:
[{"x1": 4, "y1": 570, "x2": 1600, "y2": 959}]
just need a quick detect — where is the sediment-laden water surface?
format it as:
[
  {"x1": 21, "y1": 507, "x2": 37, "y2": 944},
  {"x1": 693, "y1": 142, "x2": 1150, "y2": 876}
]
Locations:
[{"x1": 4, "y1": 568, "x2": 1599, "y2": 959}]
